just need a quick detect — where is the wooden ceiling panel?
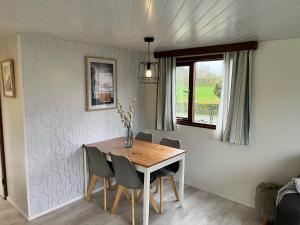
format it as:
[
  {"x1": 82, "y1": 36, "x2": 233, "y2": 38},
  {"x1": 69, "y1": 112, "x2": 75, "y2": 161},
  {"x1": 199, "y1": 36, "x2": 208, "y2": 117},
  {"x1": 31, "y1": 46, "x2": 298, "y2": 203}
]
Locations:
[{"x1": 0, "y1": 0, "x2": 299, "y2": 51}]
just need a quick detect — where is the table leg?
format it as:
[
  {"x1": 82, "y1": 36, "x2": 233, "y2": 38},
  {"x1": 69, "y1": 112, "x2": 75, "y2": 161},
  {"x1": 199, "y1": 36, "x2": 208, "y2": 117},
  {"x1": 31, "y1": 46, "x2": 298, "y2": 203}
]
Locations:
[
  {"x1": 178, "y1": 156, "x2": 185, "y2": 205},
  {"x1": 143, "y1": 170, "x2": 150, "y2": 225},
  {"x1": 84, "y1": 149, "x2": 88, "y2": 195}
]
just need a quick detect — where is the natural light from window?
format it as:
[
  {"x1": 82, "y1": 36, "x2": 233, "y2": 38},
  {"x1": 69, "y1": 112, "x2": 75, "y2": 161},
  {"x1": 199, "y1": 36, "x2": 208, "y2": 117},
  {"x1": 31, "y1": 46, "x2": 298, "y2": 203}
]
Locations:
[
  {"x1": 175, "y1": 60, "x2": 224, "y2": 126},
  {"x1": 194, "y1": 60, "x2": 224, "y2": 125},
  {"x1": 175, "y1": 66, "x2": 189, "y2": 118}
]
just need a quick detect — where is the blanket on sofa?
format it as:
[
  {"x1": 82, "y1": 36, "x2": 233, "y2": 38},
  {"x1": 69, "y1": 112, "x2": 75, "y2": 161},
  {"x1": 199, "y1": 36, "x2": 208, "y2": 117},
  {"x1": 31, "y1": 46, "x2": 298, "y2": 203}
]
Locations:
[{"x1": 277, "y1": 178, "x2": 300, "y2": 205}]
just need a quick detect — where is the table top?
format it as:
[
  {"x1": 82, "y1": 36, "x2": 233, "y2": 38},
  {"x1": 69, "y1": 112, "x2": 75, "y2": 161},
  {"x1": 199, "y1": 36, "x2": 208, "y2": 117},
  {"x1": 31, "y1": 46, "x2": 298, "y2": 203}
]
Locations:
[{"x1": 87, "y1": 137, "x2": 186, "y2": 168}]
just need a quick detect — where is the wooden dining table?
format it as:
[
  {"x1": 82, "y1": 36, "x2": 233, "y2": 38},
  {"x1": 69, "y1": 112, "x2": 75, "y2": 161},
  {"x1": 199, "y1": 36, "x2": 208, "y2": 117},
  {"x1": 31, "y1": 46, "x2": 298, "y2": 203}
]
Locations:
[{"x1": 84, "y1": 137, "x2": 186, "y2": 225}]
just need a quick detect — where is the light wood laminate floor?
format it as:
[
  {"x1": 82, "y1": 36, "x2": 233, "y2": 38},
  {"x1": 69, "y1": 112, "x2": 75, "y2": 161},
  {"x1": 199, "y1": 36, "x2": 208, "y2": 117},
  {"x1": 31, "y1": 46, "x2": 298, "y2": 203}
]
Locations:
[{"x1": 0, "y1": 183, "x2": 261, "y2": 225}]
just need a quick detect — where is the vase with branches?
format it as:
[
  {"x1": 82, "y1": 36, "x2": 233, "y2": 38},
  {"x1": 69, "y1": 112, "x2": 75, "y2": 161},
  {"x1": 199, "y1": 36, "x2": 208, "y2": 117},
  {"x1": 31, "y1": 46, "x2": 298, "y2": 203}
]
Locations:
[{"x1": 117, "y1": 98, "x2": 136, "y2": 148}]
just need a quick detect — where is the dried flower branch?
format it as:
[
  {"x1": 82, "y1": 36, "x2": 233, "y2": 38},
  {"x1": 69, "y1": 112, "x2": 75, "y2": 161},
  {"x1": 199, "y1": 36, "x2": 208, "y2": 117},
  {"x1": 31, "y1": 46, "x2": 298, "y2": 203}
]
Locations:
[{"x1": 117, "y1": 98, "x2": 136, "y2": 129}]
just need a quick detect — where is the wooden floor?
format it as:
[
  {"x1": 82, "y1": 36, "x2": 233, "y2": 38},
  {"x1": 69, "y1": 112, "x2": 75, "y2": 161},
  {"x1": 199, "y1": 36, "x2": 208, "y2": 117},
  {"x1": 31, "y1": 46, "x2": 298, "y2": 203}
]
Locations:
[{"x1": 0, "y1": 183, "x2": 261, "y2": 225}]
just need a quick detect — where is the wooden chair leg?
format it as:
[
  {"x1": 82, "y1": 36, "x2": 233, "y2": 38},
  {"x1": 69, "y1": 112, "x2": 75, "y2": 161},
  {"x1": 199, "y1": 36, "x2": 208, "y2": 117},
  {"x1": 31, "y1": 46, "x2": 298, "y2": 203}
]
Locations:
[
  {"x1": 123, "y1": 188, "x2": 131, "y2": 200},
  {"x1": 107, "y1": 177, "x2": 111, "y2": 190},
  {"x1": 155, "y1": 178, "x2": 159, "y2": 193},
  {"x1": 261, "y1": 217, "x2": 268, "y2": 225},
  {"x1": 85, "y1": 175, "x2": 98, "y2": 202},
  {"x1": 150, "y1": 193, "x2": 159, "y2": 213},
  {"x1": 159, "y1": 177, "x2": 163, "y2": 213},
  {"x1": 131, "y1": 190, "x2": 135, "y2": 225},
  {"x1": 136, "y1": 189, "x2": 143, "y2": 202},
  {"x1": 135, "y1": 188, "x2": 159, "y2": 214},
  {"x1": 133, "y1": 190, "x2": 138, "y2": 202},
  {"x1": 169, "y1": 176, "x2": 180, "y2": 201},
  {"x1": 103, "y1": 177, "x2": 108, "y2": 211},
  {"x1": 111, "y1": 184, "x2": 124, "y2": 214}
]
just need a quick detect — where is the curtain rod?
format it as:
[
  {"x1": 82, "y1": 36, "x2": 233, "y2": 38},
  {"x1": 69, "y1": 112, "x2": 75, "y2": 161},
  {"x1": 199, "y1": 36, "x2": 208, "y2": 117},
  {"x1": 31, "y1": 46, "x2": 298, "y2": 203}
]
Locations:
[{"x1": 154, "y1": 41, "x2": 258, "y2": 58}]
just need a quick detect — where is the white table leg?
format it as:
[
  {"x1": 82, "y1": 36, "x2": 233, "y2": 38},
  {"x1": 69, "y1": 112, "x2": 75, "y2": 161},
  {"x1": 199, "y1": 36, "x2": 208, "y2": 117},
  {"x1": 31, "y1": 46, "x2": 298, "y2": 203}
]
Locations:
[
  {"x1": 143, "y1": 169, "x2": 150, "y2": 225},
  {"x1": 178, "y1": 155, "x2": 185, "y2": 205},
  {"x1": 83, "y1": 149, "x2": 88, "y2": 195}
]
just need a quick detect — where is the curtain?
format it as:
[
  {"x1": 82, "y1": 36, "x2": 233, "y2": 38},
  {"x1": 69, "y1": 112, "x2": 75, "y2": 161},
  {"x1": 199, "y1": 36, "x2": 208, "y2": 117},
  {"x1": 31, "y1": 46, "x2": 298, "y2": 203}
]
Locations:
[
  {"x1": 156, "y1": 57, "x2": 177, "y2": 131},
  {"x1": 217, "y1": 50, "x2": 253, "y2": 145}
]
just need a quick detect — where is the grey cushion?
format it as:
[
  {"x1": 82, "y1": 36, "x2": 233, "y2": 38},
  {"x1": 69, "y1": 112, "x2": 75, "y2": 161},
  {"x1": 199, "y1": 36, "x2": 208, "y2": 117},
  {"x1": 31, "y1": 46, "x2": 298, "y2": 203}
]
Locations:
[
  {"x1": 153, "y1": 168, "x2": 176, "y2": 177},
  {"x1": 155, "y1": 138, "x2": 181, "y2": 176},
  {"x1": 110, "y1": 153, "x2": 157, "y2": 189},
  {"x1": 83, "y1": 145, "x2": 114, "y2": 178},
  {"x1": 137, "y1": 172, "x2": 157, "y2": 184},
  {"x1": 135, "y1": 132, "x2": 153, "y2": 143}
]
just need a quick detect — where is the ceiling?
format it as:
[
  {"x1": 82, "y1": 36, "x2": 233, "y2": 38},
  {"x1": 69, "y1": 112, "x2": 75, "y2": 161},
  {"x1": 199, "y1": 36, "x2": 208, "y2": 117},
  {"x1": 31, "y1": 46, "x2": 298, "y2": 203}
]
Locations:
[{"x1": 0, "y1": 0, "x2": 300, "y2": 52}]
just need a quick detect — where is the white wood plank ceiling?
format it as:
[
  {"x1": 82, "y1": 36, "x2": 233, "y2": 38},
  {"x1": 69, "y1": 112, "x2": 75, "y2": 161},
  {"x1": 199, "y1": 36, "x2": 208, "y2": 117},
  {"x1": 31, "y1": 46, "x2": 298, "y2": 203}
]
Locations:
[{"x1": 0, "y1": 0, "x2": 300, "y2": 51}]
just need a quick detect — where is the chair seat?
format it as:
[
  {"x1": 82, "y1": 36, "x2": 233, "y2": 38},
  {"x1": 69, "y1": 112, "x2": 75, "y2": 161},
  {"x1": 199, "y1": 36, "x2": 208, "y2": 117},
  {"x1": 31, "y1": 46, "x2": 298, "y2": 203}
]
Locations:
[
  {"x1": 137, "y1": 172, "x2": 157, "y2": 184},
  {"x1": 107, "y1": 161, "x2": 114, "y2": 172},
  {"x1": 94, "y1": 161, "x2": 114, "y2": 177},
  {"x1": 153, "y1": 168, "x2": 176, "y2": 177}
]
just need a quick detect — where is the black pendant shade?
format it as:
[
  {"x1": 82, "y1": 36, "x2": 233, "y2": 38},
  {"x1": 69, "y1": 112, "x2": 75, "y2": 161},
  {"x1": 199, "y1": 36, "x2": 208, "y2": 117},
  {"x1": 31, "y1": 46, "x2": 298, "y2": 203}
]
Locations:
[{"x1": 138, "y1": 37, "x2": 159, "y2": 84}]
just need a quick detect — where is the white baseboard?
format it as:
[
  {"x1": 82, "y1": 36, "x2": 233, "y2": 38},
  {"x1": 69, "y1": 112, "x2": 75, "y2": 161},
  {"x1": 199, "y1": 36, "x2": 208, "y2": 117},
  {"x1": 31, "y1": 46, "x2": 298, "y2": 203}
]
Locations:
[
  {"x1": 7, "y1": 196, "x2": 29, "y2": 219},
  {"x1": 25, "y1": 182, "x2": 116, "y2": 221},
  {"x1": 172, "y1": 177, "x2": 254, "y2": 207},
  {"x1": 28, "y1": 183, "x2": 113, "y2": 221},
  {"x1": 28, "y1": 195, "x2": 84, "y2": 221},
  {"x1": 9, "y1": 179, "x2": 253, "y2": 221},
  {"x1": 185, "y1": 180, "x2": 254, "y2": 208}
]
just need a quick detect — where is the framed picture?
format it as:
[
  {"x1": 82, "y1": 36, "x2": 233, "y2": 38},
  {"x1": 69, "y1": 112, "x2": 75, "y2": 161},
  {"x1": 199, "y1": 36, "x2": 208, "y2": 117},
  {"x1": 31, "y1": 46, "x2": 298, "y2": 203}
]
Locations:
[
  {"x1": 1, "y1": 60, "x2": 16, "y2": 98},
  {"x1": 85, "y1": 56, "x2": 117, "y2": 111}
]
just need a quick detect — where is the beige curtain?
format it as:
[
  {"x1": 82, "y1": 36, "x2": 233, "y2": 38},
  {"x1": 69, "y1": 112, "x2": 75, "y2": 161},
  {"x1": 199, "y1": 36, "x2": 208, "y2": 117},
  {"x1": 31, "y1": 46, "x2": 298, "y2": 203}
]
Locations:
[{"x1": 156, "y1": 57, "x2": 177, "y2": 131}]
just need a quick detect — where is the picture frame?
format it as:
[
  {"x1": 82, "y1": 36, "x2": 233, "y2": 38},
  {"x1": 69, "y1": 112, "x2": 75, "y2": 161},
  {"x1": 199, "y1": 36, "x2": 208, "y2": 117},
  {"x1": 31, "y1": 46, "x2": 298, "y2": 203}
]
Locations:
[
  {"x1": 85, "y1": 56, "x2": 117, "y2": 111},
  {"x1": 1, "y1": 59, "x2": 16, "y2": 98}
]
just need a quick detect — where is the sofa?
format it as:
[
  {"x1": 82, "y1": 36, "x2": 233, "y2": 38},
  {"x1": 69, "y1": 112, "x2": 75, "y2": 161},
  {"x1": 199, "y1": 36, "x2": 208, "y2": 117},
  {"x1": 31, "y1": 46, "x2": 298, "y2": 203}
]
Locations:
[{"x1": 276, "y1": 193, "x2": 300, "y2": 225}]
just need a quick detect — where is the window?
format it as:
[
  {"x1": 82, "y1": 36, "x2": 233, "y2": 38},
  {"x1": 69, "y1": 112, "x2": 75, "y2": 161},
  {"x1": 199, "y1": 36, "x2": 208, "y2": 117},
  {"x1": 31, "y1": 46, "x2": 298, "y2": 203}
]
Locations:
[
  {"x1": 175, "y1": 55, "x2": 224, "y2": 129},
  {"x1": 175, "y1": 66, "x2": 189, "y2": 118}
]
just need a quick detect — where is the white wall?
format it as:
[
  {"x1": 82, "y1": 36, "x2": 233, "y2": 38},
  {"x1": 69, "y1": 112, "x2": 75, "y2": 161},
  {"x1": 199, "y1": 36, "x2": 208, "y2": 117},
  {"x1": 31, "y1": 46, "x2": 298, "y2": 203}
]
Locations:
[
  {"x1": 146, "y1": 38, "x2": 300, "y2": 207},
  {"x1": 0, "y1": 34, "x2": 28, "y2": 215},
  {"x1": 4, "y1": 33, "x2": 300, "y2": 218},
  {"x1": 20, "y1": 33, "x2": 146, "y2": 216}
]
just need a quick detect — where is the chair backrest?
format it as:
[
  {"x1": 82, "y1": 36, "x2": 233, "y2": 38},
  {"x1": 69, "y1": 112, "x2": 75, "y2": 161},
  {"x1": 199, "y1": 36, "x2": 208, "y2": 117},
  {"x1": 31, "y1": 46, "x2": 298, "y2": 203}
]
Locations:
[
  {"x1": 83, "y1": 145, "x2": 114, "y2": 177},
  {"x1": 159, "y1": 138, "x2": 181, "y2": 149},
  {"x1": 110, "y1": 153, "x2": 143, "y2": 189},
  {"x1": 159, "y1": 138, "x2": 181, "y2": 173},
  {"x1": 135, "y1": 132, "x2": 153, "y2": 143}
]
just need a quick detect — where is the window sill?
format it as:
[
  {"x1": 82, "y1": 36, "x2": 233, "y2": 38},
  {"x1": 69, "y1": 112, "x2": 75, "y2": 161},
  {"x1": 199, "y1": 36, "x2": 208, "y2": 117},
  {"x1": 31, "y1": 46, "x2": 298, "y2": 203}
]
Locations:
[{"x1": 176, "y1": 118, "x2": 216, "y2": 130}]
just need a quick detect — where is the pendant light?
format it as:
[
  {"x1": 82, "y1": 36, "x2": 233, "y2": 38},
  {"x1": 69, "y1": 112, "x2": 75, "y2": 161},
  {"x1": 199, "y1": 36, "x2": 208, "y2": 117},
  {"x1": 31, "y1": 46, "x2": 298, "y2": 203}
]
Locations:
[{"x1": 138, "y1": 37, "x2": 159, "y2": 84}]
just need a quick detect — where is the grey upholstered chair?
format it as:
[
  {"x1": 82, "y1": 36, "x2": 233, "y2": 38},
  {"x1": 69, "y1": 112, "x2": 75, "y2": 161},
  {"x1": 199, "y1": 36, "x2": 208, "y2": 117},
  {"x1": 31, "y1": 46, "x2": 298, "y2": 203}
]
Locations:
[
  {"x1": 83, "y1": 145, "x2": 114, "y2": 212},
  {"x1": 155, "y1": 138, "x2": 181, "y2": 213},
  {"x1": 135, "y1": 132, "x2": 153, "y2": 143},
  {"x1": 110, "y1": 153, "x2": 159, "y2": 225}
]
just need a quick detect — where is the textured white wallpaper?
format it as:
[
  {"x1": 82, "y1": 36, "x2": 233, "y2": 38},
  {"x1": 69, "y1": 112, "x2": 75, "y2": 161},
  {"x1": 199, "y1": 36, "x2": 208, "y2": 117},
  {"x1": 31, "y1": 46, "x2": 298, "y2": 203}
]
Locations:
[{"x1": 21, "y1": 33, "x2": 146, "y2": 216}]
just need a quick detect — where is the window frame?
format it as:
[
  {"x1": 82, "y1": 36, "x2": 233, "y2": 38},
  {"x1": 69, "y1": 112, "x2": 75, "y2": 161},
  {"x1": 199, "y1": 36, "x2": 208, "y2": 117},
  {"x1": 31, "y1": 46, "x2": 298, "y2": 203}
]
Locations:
[{"x1": 176, "y1": 54, "x2": 224, "y2": 130}]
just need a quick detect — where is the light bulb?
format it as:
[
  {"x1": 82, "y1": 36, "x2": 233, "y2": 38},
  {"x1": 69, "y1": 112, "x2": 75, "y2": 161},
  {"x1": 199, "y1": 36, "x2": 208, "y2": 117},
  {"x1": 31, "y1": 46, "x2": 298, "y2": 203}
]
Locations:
[{"x1": 145, "y1": 69, "x2": 152, "y2": 78}]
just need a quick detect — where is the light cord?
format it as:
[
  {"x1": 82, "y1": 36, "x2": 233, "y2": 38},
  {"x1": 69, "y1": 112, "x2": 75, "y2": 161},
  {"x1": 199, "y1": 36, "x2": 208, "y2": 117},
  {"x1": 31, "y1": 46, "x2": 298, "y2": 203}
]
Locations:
[{"x1": 148, "y1": 42, "x2": 151, "y2": 62}]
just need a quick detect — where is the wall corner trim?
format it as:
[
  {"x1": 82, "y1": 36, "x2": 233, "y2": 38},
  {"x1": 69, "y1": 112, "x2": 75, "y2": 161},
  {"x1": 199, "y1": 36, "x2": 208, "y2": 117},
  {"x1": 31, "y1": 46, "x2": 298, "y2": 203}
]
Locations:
[
  {"x1": 16, "y1": 32, "x2": 32, "y2": 218},
  {"x1": 7, "y1": 196, "x2": 29, "y2": 219}
]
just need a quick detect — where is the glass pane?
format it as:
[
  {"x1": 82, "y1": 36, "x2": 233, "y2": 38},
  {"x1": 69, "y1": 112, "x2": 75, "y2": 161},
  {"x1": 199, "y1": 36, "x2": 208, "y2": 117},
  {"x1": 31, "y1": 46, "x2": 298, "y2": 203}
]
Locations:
[
  {"x1": 176, "y1": 66, "x2": 189, "y2": 118},
  {"x1": 194, "y1": 60, "x2": 224, "y2": 125}
]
